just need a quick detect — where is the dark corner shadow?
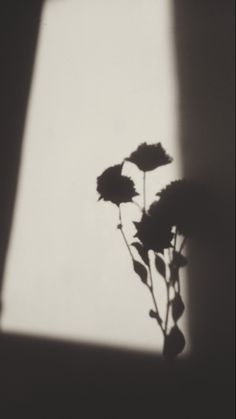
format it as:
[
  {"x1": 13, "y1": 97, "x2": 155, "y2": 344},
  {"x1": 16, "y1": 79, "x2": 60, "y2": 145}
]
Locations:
[
  {"x1": 0, "y1": 1, "x2": 44, "y2": 313},
  {"x1": 173, "y1": 0, "x2": 235, "y2": 363},
  {"x1": 0, "y1": 331, "x2": 233, "y2": 418}
]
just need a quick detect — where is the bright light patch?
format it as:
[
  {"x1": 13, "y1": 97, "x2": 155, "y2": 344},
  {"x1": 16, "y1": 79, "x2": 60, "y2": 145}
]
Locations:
[{"x1": 1, "y1": 0, "x2": 188, "y2": 354}]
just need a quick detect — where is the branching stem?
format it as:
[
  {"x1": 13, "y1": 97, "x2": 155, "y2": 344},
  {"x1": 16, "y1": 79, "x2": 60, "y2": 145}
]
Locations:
[
  {"x1": 143, "y1": 171, "x2": 146, "y2": 213},
  {"x1": 164, "y1": 283, "x2": 171, "y2": 334},
  {"x1": 118, "y1": 205, "x2": 165, "y2": 338},
  {"x1": 147, "y1": 255, "x2": 165, "y2": 337},
  {"x1": 118, "y1": 205, "x2": 134, "y2": 261}
]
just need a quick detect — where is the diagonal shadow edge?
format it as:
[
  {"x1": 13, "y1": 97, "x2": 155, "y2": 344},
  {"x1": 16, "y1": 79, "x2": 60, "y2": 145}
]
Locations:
[{"x1": 0, "y1": 0, "x2": 44, "y2": 315}]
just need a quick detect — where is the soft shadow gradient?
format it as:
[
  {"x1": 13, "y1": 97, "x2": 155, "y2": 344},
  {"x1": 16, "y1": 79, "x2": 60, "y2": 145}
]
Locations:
[{"x1": 173, "y1": 0, "x2": 235, "y2": 363}]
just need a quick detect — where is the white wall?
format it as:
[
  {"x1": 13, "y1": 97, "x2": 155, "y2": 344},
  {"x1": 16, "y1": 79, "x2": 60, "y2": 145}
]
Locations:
[{"x1": 1, "y1": 0, "x2": 187, "y2": 353}]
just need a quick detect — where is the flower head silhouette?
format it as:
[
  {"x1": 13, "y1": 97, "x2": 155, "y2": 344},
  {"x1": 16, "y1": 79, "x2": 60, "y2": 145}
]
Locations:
[
  {"x1": 97, "y1": 164, "x2": 138, "y2": 205},
  {"x1": 134, "y1": 203, "x2": 173, "y2": 253},
  {"x1": 126, "y1": 142, "x2": 172, "y2": 172},
  {"x1": 97, "y1": 143, "x2": 193, "y2": 358},
  {"x1": 156, "y1": 180, "x2": 204, "y2": 236}
]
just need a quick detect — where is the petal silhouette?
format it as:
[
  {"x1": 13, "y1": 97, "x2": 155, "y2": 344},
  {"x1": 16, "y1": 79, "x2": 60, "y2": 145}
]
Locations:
[
  {"x1": 156, "y1": 180, "x2": 208, "y2": 237},
  {"x1": 134, "y1": 211, "x2": 173, "y2": 253},
  {"x1": 97, "y1": 164, "x2": 138, "y2": 205},
  {"x1": 126, "y1": 142, "x2": 172, "y2": 172}
]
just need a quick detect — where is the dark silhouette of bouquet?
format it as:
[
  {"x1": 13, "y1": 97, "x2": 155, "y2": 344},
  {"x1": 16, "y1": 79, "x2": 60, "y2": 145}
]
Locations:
[{"x1": 97, "y1": 142, "x2": 204, "y2": 358}]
